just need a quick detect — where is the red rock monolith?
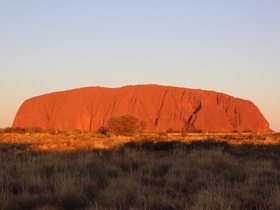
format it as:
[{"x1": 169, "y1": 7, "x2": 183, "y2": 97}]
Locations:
[{"x1": 12, "y1": 84, "x2": 271, "y2": 132}]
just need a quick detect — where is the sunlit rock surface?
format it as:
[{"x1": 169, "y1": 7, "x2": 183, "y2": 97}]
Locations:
[{"x1": 13, "y1": 84, "x2": 271, "y2": 132}]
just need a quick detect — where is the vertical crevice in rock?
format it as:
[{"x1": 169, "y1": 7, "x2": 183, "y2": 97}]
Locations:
[
  {"x1": 155, "y1": 118, "x2": 158, "y2": 126},
  {"x1": 154, "y1": 90, "x2": 168, "y2": 127},
  {"x1": 185, "y1": 102, "x2": 202, "y2": 128}
]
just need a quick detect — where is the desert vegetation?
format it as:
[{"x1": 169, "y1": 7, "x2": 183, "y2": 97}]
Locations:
[
  {"x1": 106, "y1": 114, "x2": 147, "y2": 136},
  {"x1": 0, "y1": 130, "x2": 280, "y2": 209},
  {"x1": 0, "y1": 127, "x2": 279, "y2": 152}
]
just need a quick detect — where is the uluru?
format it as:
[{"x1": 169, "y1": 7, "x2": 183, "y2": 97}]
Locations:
[{"x1": 12, "y1": 84, "x2": 271, "y2": 132}]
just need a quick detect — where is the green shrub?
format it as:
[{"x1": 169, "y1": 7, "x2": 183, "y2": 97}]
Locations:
[
  {"x1": 28, "y1": 127, "x2": 43, "y2": 133},
  {"x1": 107, "y1": 114, "x2": 147, "y2": 136},
  {"x1": 97, "y1": 126, "x2": 108, "y2": 135},
  {"x1": 3, "y1": 127, "x2": 12, "y2": 133}
]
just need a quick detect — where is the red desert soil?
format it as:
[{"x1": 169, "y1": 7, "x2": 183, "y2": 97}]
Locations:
[{"x1": 12, "y1": 84, "x2": 271, "y2": 132}]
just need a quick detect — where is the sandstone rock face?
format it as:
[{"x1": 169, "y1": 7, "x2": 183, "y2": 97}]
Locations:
[{"x1": 12, "y1": 85, "x2": 271, "y2": 132}]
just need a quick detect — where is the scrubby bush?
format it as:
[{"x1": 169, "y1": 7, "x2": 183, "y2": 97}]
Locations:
[
  {"x1": 243, "y1": 129, "x2": 253, "y2": 133},
  {"x1": 3, "y1": 127, "x2": 12, "y2": 133},
  {"x1": 107, "y1": 114, "x2": 147, "y2": 136},
  {"x1": 28, "y1": 127, "x2": 43, "y2": 133},
  {"x1": 182, "y1": 129, "x2": 203, "y2": 133},
  {"x1": 166, "y1": 128, "x2": 180, "y2": 133},
  {"x1": 11, "y1": 127, "x2": 27, "y2": 133},
  {"x1": 97, "y1": 126, "x2": 108, "y2": 135}
]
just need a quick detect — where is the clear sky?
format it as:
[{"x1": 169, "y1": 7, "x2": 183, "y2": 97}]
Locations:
[{"x1": 1, "y1": 1, "x2": 279, "y2": 131}]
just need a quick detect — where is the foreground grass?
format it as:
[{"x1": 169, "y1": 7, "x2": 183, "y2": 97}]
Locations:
[{"x1": 1, "y1": 139, "x2": 280, "y2": 209}]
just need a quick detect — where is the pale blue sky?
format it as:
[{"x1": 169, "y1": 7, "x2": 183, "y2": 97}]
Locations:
[{"x1": 1, "y1": 1, "x2": 279, "y2": 131}]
